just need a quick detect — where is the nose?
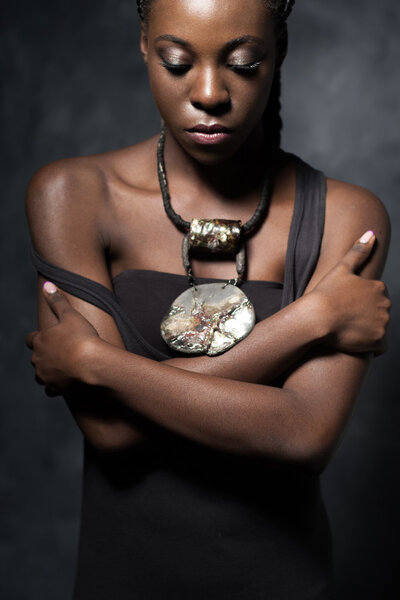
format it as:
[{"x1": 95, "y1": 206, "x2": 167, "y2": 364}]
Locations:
[{"x1": 189, "y1": 65, "x2": 231, "y2": 115}]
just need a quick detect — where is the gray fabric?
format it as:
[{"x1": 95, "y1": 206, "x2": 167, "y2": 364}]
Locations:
[{"x1": 281, "y1": 156, "x2": 326, "y2": 306}]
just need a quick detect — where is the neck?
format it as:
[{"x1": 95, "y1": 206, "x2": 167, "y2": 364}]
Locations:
[{"x1": 162, "y1": 123, "x2": 277, "y2": 203}]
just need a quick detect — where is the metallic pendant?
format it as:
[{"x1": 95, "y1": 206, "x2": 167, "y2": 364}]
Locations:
[
  {"x1": 156, "y1": 123, "x2": 274, "y2": 357},
  {"x1": 160, "y1": 282, "x2": 255, "y2": 356},
  {"x1": 189, "y1": 219, "x2": 242, "y2": 253}
]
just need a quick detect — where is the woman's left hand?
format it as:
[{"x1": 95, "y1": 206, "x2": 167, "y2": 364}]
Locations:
[{"x1": 26, "y1": 282, "x2": 100, "y2": 396}]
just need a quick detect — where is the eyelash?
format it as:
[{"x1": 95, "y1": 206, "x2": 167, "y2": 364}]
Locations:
[
  {"x1": 160, "y1": 61, "x2": 190, "y2": 75},
  {"x1": 230, "y1": 60, "x2": 262, "y2": 73},
  {"x1": 160, "y1": 60, "x2": 262, "y2": 76}
]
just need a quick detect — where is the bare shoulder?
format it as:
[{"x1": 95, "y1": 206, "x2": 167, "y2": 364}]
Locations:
[
  {"x1": 26, "y1": 138, "x2": 157, "y2": 242},
  {"x1": 25, "y1": 137, "x2": 158, "y2": 275},
  {"x1": 326, "y1": 178, "x2": 390, "y2": 236},
  {"x1": 309, "y1": 176, "x2": 391, "y2": 283},
  {"x1": 325, "y1": 177, "x2": 390, "y2": 250},
  {"x1": 27, "y1": 137, "x2": 156, "y2": 216}
]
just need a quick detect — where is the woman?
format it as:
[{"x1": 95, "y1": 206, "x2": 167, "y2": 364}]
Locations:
[{"x1": 26, "y1": 0, "x2": 391, "y2": 598}]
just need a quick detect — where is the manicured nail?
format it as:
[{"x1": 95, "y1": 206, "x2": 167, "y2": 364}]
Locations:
[
  {"x1": 359, "y1": 230, "x2": 375, "y2": 244},
  {"x1": 43, "y1": 281, "x2": 57, "y2": 294}
]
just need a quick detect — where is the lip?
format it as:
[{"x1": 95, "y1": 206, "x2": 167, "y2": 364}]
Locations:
[
  {"x1": 185, "y1": 123, "x2": 234, "y2": 145},
  {"x1": 187, "y1": 123, "x2": 233, "y2": 133}
]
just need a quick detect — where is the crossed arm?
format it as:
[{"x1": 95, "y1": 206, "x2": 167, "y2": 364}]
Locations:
[{"x1": 26, "y1": 164, "x2": 391, "y2": 472}]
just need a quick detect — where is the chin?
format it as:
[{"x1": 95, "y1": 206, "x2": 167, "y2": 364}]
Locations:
[
  {"x1": 192, "y1": 152, "x2": 235, "y2": 166},
  {"x1": 181, "y1": 139, "x2": 245, "y2": 166}
]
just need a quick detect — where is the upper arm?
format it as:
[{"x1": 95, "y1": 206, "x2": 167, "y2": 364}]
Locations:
[
  {"x1": 306, "y1": 179, "x2": 391, "y2": 290},
  {"x1": 26, "y1": 159, "x2": 124, "y2": 347},
  {"x1": 281, "y1": 180, "x2": 391, "y2": 469},
  {"x1": 26, "y1": 159, "x2": 146, "y2": 449}
]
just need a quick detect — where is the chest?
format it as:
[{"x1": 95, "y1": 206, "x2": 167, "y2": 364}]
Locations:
[{"x1": 104, "y1": 174, "x2": 297, "y2": 285}]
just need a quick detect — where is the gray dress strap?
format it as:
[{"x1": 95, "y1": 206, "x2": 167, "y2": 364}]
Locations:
[
  {"x1": 30, "y1": 245, "x2": 168, "y2": 361},
  {"x1": 281, "y1": 156, "x2": 326, "y2": 307}
]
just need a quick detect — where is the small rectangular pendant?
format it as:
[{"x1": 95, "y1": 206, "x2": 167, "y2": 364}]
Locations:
[{"x1": 189, "y1": 219, "x2": 242, "y2": 253}]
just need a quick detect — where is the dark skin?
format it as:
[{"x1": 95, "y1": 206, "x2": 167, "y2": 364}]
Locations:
[{"x1": 26, "y1": 0, "x2": 390, "y2": 471}]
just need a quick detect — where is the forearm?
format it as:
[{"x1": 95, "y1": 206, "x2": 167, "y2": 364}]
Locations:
[
  {"x1": 165, "y1": 293, "x2": 328, "y2": 383},
  {"x1": 80, "y1": 338, "x2": 315, "y2": 464},
  {"x1": 63, "y1": 385, "x2": 146, "y2": 451},
  {"x1": 63, "y1": 292, "x2": 328, "y2": 460},
  {"x1": 62, "y1": 293, "x2": 322, "y2": 452}
]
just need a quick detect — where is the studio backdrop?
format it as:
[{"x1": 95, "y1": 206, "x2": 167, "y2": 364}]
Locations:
[{"x1": 1, "y1": 1, "x2": 399, "y2": 598}]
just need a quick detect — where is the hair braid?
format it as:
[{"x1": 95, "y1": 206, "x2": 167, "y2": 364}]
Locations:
[
  {"x1": 277, "y1": 0, "x2": 296, "y2": 22},
  {"x1": 136, "y1": 0, "x2": 296, "y2": 148},
  {"x1": 263, "y1": 68, "x2": 283, "y2": 148}
]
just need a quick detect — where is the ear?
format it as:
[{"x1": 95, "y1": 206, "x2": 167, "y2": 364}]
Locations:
[
  {"x1": 275, "y1": 25, "x2": 288, "y2": 70},
  {"x1": 140, "y1": 24, "x2": 149, "y2": 65}
]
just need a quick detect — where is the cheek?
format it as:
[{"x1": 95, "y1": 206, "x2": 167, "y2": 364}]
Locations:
[
  {"x1": 148, "y1": 67, "x2": 186, "y2": 119},
  {"x1": 232, "y1": 72, "x2": 275, "y2": 125}
]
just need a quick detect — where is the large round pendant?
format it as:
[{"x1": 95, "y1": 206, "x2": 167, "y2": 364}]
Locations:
[{"x1": 160, "y1": 283, "x2": 256, "y2": 356}]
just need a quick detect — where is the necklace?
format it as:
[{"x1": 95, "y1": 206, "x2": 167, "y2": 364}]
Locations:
[{"x1": 158, "y1": 127, "x2": 275, "y2": 356}]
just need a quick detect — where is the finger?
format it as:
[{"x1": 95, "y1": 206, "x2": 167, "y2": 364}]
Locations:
[
  {"x1": 373, "y1": 331, "x2": 388, "y2": 357},
  {"x1": 383, "y1": 284, "x2": 390, "y2": 300},
  {"x1": 26, "y1": 331, "x2": 38, "y2": 349},
  {"x1": 341, "y1": 230, "x2": 376, "y2": 273},
  {"x1": 42, "y1": 281, "x2": 72, "y2": 319}
]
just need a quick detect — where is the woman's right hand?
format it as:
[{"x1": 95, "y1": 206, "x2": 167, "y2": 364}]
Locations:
[{"x1": 310, "y1": 231, "x2": 391, "y2": 355}]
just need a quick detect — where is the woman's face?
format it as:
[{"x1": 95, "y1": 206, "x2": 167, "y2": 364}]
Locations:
[{"x1": 141, "y1": 0, "x2": 279, "y2": 165}]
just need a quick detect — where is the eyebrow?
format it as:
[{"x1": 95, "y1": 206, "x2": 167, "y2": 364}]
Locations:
[
  {"x1": 154, "y1": 34, "x2": 265, "y2": 50},
  {"x1": 155, "y1": 35, "x2": 190, "y2": 47},
  {"x1": 225, "y1": 35, "x2": 266, "y2": 50}
]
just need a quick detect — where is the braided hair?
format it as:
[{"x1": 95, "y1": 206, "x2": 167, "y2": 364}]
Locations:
[{"x1": 136, "y1": 0, "x2": 296, "y2": 148}]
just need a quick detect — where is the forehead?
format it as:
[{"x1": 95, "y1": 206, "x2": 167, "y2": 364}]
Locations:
[{"x1": 147, "y1": 0, "x2": 275, "y2": 45}]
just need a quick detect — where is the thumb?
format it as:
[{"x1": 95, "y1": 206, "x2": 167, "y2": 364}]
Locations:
[
  {"x1": 340, "y1": 230, "x2": 376, "y2": 273},
  {"x1": 42, "y1": 281, "x2": 72, "y2": 319}
]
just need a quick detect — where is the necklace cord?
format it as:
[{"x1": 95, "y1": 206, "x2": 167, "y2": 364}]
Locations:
[
  {"x1": 157, "y1": 126, "x2": 276, "y2": 236},
  {"x1": 158, "y1": 126, "x2": 278, "y2": 287},
  {"x1": 157, "y1": 127, "x2": 190, "y2": 232}
]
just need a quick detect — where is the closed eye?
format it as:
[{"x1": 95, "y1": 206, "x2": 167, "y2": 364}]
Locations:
[
  {"x1": 160, "y1": 59, "x2": 262, "y2": 76},
  {"x1": 160, "y1": 61, "x2": 191, "y2": 75},
  {"x1": 228, "y1": 60, "x2": 262, "y2": 74}
]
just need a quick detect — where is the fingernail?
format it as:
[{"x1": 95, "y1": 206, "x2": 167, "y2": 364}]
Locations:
[
  {"x1": 359, "y1": 230, "x2": 375, "y2": 244},
  {"x1": 43, "y1": 281, "x2": 57, "y2": 294}
]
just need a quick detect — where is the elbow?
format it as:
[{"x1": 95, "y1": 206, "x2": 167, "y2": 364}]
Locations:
[
  {"x1": 82, "y1": 423, "x2": 143, "y2": 454},
  {"x1": 289, "y1": 431, "x2": 334, "y2": 475},
  {"x1": 297, "y1": 446, "x2": 331, "y2": 475},
  {"x1": 249, "y1": 421, "x2": 334, "y2": 475},
  {"x1": 261, "y1": 391, "x2": 337, "y2": 474},
  {"x1": 87, "y1": 434, "x2": 124, "y2": 454}
]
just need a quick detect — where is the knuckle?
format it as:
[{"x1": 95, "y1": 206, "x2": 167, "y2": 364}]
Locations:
[
  {"x1": 382, "y1": 298, "x2": 391, "y2": 311},
  {"x1": 378, "y1": 326, "x2": 386, "y2": 340},
  {"x1": 375, "y1": 280, "x2": 386, "y2": 292},
  {"x1": 51, "y1": 293, "x2": 67, "y2": 308},
  {"x1": 372, "y1": 328, "x2": 383, "y2": 345},
  {"x1": 336, "y1": 261, "x2": 348, "y2": 274},
  {"x1": 353, "y1": 243, "x2": 369, "y2": 256},
  {"x1": 26, "y1": 332, "x2": 37, "y2": 348}
]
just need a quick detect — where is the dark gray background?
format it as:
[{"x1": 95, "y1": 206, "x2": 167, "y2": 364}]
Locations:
[{"x1": 1, "y1": 1, "x2": 399, "y2": 598}]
